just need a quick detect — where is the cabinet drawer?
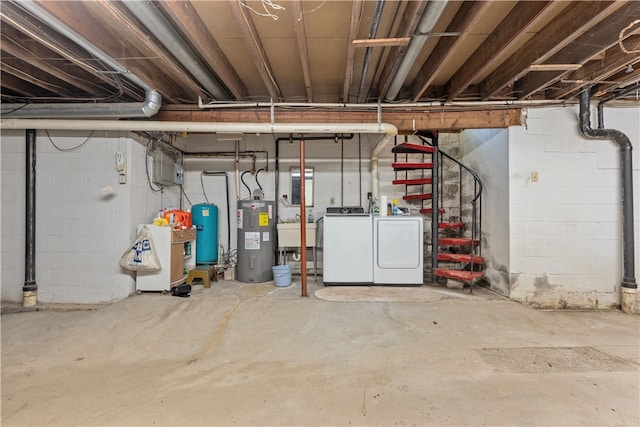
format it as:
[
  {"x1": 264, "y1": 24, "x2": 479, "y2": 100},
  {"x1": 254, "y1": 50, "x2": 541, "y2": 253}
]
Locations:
[{"x1": 172, "y1": 228, "x2": 196, "y2": 243}]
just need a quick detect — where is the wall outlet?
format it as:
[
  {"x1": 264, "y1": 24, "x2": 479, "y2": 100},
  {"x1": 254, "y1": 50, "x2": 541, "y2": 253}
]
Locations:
[
  {"x1": 530, "y1": 171, "x2": 538, "y2": 182},
  {"x1": 330, "y1": 196, "x2": 335, "y2": 206}
]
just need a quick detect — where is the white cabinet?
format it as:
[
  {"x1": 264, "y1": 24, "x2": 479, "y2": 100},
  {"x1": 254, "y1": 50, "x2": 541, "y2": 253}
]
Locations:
[{"x1": 135, "y1": 225, "x2": 196, "y2": 292}]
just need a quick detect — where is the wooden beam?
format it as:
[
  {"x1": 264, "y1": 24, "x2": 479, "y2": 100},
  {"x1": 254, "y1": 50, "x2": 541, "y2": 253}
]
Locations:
[
  {"x1": 514, "y1": 71, "x2": 567, "y2": 99},
  {"x1": 159, "y1": 1, "x2": 248, "y2": 100},
  {"x1": 0, "y1": 71, "x2": 45, "y2": 98},
  {"x1": 152, "y1": 108, "x2": 522, "y2": 132},
  {"x1": 593, "y1": 67, "x2": 640, "y2": 95},
  {"x1": 352, "y1": 37, "x2": 411, "y2": 47},
  {"x1": 289, "y1": 0, "x2": 313, "y2": 102},
  {"x1": 479, "y1": 1, "x2": 628, "y2": 100},
  {"x1": 412, "y1": 1, "x2": 493, "y2": 102},
  {"x1": 516, "y1": 2, "x2": 640, "y2": 99},
  {"x1": 1, "y1": 27, "x2": 111, "y2": 97},
  {"x1": 227, "y1": 0, "x2": 282, "y2": 101},
  {"x1": 549, "y1": 38, "x2": 640, "y2": 99},
  {"x1": 0, "y1": 60, "x2": 74, "y2": 97},
  {"x1": 446, "y1": 1, "x2": 558, "y2": 101},
  {"x1": 342, "y1": 0, "x2": 363, "y2": 103}
]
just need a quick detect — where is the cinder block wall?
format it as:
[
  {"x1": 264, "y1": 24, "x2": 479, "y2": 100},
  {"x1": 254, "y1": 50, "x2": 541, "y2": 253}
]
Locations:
[
  {"x1": 0, "y1": 131, "x2": 178, "y2": 304},
  {"x1": 462, "y1": 105, "x2": 639, "y2": 309},
  {"x1": 459, "y1": 129, "x2": 510, "y2": 296}
]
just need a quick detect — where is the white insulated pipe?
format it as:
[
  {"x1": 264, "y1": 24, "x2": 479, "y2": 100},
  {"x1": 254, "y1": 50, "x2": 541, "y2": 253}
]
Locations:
[
  {"x1": 0, "y1": 118, "x2": 396, "y2": 137},
  {"x1": 1, "y1": 118, "x2": 398, "y2": 201}
]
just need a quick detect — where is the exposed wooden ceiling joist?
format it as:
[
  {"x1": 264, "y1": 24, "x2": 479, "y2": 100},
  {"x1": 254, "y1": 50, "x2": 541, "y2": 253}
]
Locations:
[
  {"x1": 550, "y1": 39, "x2": 640, "y2": 99},
  {"x1": 515, "y1": 1, "x2": 640, "y2": 99},
  {"x1": 0, "y1": 29, "x2": 110, "y2": 98},
  {"x1": 479, "y1": 0, "x2": 628, "y2": 100},
  {"x1": 342, "y1": 0, "x2": 363, "y2": 103},
  {"x1": 0, "y1": 1, "x2": 142, "y2": 100},
  {"x1": 289, "y1": 0, "x2": 313, "y2": 102},
  {"x1": 411, "y1": 1, "x2": 494, "y2": 101},
  {"x1": 446, "y1": 1, "x2": 559, "y2": 101},
  {"x1": 2, "y1": 0, "x2": 638, "y2": 120},
  {"x1": 227, "y1": 0, "x2": 282, "y2": 101},
  {"x1": 159, "y1": 0, "x2": 248, "y2": 101}
]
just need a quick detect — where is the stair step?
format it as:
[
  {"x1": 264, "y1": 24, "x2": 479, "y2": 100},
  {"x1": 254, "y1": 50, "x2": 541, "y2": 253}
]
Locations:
[
  {"x1": 435, "y1": 269, "x2": 484, "y2": 282},
  {"x1": 392, "y1": 178, "x2": 433, "y2": 186},
  {"x1": 438, "y1": 222, "x2": 464, "y2": 230},
  {"x1": 420, "y1": 208, "x2": 446, "y2": 215},
  {"x1": 392, "y1": 143, "x2": 436, "y2": 154},
  {"x1": 392, "y1": 162, "x2": 433, "y2": 170},
  {"x1": 403, "y1": 193, "x2": 432, "y2": 201},
  {"x1": 439, "y1": 237, "x2": 480, "y2": 246},
  {"x1": 437, "y1": 253, "x2": 485, "y2": 264}
]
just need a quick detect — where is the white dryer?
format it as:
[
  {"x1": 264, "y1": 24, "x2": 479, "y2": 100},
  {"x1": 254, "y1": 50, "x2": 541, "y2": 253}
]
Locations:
[{"x1": 373, "y1": 216, "x2": 424, "y2": 285}]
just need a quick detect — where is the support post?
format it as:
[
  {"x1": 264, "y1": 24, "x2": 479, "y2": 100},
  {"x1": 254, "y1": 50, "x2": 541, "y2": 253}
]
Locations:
[{"x1": 300, "y1": 137, "x2": 308, "y2": 297}]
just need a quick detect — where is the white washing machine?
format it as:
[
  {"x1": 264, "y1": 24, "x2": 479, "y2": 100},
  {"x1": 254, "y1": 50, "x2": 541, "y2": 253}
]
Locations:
[
  {"x1": 323, "y1": 212, "x2": 373, "y2": 285},
  {"x1": 373, "y1": 216, "x2": 424, "y2": 285}
]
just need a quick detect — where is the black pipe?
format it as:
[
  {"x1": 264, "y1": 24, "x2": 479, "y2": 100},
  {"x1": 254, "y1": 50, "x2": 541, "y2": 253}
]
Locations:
[
  {"x1": 597, "y1": 83, "x2": 640, "y2": 129},
  {"x1": 24, "y1": 129, "x2": 37, "y2": 300},
  {"x1": 341, "y1": 136, "x2": 344, "y2": 205},
  {"x1": 240, "y1": 170, "x2": 252, "y2": 198},
  {"x1": 579, "y1": 89, "x2": 637, "y2": 290}
]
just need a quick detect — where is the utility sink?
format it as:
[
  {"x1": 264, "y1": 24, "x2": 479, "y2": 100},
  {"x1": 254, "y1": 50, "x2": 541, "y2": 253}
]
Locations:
[{"x1": 277, "y1": 223, "x2": 316, "y2": 247}]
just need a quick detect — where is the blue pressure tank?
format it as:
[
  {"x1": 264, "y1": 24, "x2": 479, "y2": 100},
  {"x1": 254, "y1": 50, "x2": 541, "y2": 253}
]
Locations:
[{"x1": 192, "y1": 203, "x2": 218, "y2": 264}]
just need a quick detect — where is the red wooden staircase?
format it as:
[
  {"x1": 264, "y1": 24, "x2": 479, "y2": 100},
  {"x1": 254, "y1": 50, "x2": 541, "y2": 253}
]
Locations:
[{"x1": 391, "y1": 132, "x2": 484, "y2": 291}]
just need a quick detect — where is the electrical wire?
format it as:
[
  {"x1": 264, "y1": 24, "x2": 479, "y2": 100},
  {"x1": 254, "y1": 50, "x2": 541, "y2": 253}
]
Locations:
[
  {"x1": 145, "y1": 138, "x2": 163, "y2": 193},
  {"x1": 200, "y1": 172, "x2": 210, "y2": 203},
  {"x1": 46, "y1": 129, "x2": 94, "y2": 151},
  {"x1": 181, "y1": 186, "x2": 193, "y2": 208}
]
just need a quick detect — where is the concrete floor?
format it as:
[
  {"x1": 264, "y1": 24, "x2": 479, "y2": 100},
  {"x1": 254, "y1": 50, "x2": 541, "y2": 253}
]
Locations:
[{"x1": 2, "y1": 278, "x2": 639, "y2": 426}]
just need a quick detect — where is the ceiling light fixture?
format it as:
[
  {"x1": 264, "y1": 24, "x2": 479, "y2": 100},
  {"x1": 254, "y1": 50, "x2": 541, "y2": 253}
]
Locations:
[{"x1": 625, "y1": 64, "x2": 634, "y2": 73}]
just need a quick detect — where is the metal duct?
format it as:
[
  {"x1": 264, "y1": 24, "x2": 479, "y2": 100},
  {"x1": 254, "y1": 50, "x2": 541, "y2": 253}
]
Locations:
[
  {"x1": 1, "y1": 90, "x2": 162, "y2": 119},
  {"x1": 0, "y1": 0, "x2": 161, "y2": 119},
  {"x1": 579, "y1": 90, "x2": 637, "y2": 312},
  {"x1": 357, "y1": 0, "x2": 385, "y2": 103},
  {"x1": 123, "y1": 0, "x2": 230, "y2": 101},
  {"x1": 384, "y1": 0, "x2": 448, "y2": 101}
]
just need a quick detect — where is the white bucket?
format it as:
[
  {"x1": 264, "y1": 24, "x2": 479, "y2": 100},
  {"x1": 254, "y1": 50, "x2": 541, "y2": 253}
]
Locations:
[{"x1": 272, "y1": 265, "x2": 292, "y2": 287}]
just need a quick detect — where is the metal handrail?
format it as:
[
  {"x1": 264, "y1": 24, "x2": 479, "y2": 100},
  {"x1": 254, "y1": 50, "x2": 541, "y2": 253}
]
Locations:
[{"x1": 417, "y1": 135, "x2": 483, "y2": 281}]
